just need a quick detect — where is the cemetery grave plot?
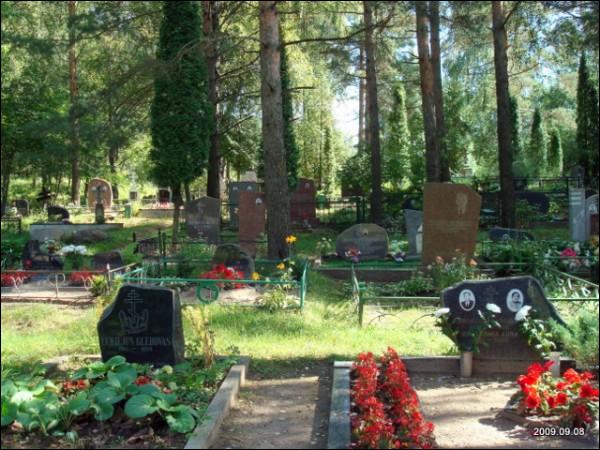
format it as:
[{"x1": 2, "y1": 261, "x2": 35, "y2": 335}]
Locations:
[
  {"x1": 1, "y1": 283, "x2": 243, "y2": 449},
  {"x1": 120, "y1": 254, "x2": 309, "y2": 309},
  {"x1": 0, "y1": 353, "x2": 240, "y2": 449}
]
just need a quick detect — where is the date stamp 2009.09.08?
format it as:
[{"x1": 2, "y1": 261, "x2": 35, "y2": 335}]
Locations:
[{"x1": 531, "y1": 427, "x2": 587, "y2": 438}]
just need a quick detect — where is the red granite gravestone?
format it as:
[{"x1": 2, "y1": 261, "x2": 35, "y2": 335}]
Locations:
[
  {"x1": 87, "y1": 178, "x2": 113, "y2": 210},
  {"x1": 290, "y1": 178, "x2": 318, "y2": 224},
  {"x1": 422, "y1": 183, "x2": 481, "y2": 265},
  {"x1": 238, "y1": 191, "x2": 265, "y2": 256}
]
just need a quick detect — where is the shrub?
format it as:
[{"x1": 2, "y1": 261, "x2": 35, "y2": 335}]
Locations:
[{"x1": 551, "y1": 308, "x2": 599, "y2": 370}]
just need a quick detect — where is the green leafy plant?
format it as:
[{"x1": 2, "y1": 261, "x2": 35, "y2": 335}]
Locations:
[
  {"x1": 261, "y1": 287, "x2": 289, "y2": 312},
  {"x1": 550, "y1": 307, "x2": 599, "y2": 370},
  {"x1": 516, "y1": 307, "x2": 559, "y2": 357},
  {"x1": 428, "y1": 252, "x2": 481, "y2": 292}
]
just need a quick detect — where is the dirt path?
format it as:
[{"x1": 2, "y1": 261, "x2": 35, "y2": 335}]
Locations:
[
  {"x1": 211, "y1": 362, "x2": 331, "y2": 449},
  {"x1": 412, "y1": 375, "x2": 598, "y2": 449}
]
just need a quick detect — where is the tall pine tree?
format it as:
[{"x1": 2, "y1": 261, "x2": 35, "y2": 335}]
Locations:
[
  {"x1": 576, "y1": 53, "x2": 599, "y2": 185},
  {"x1": 527, "y1": 107, "x2": 547, "y2": 177},
  {"x1": 280, "y1": 39, "x2": 299, "y2": 191},
  {"x1": 150, "y1": 1, "x2": 213, "y2": 242}
]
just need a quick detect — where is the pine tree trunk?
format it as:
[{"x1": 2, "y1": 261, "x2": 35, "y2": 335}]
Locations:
[
  {"x1": 204, "y1": 1, "x2": 221, "y2": 199},
  {"x1": 172, "y1": 185, "x2": 182, "y2": 245},
  {"x1": 416, "y1": 2, "x2": 440, "y2": 182},
  {"x1": 68, "y1": 1, "x2": 81, "y2": 206},
  {"x1": 259, "y1": 1, "x2": 290, "y2": 259},
  {"x1": 0, "y1": 151, "x2": 13, "y2": 216},
  {"x1": 358, "y1": 45, "x2": 366, "y2": 146},
  {"x1": 492, "y1": 1, "x2": 515, "y2": 228},
  {"x1": 363, "y1": 1, "x2": 383, "y2": 224},
  {"x1": 430, "y1": 1, "x2": 450, "y2": 182}
]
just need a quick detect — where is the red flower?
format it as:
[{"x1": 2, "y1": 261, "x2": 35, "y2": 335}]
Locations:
[
  {"x1": 135, "y1": 375, "x2": 152, "y2": 386},
  {"x1": 555, "y1": 392, "x2": 568, "y2": 406},
  {"x1": 563, "y1": 368, "x2": 582, "y2": 384},
  {"x1": 560, "y1": 247, "x2": 577, "y2": 258},
  {"x1": 556, "y1": 381, "x2": 569, "y2": 391},
  {"x1": 525, "y1": 393, "x2": 541, "y2": 409},
  {"x1": 579, "y1": 384, "x2": 599, "y2": 399}
]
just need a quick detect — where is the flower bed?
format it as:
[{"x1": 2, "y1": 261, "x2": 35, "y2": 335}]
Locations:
[
  {"x1": 1, "y1": 271, "x2": 31, "y2": 287},
  {"x1": 515, "y1": 362, "x2": 599, "y2": 429},
  {"x1": 1, "y1": 355, "x2": 238, "y2": 449},
  {"x1": 351, "y1": 348, "x2": 436, "y2": 449}
]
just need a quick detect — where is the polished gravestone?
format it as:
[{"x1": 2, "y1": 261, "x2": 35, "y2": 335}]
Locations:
[
  {"x1": 211, "y1": 244, "x2": 254, "y2": 279},
  {"x1": 228, "y1": 181, "x2": 258, "y2": 228},
  {"x1": 238, "y1": 191, "x2": 266, "y2": 257},
  {"x1": 404, "y1": 209, "x2": 423, "y2": 255},
  {"x1": 488, "y1": 227, "x2": 535, "y2": 242},
  {"x1": 47, "y1": 205, "x2": 70, "y2": 221},
  {"x1": 14, "y1": 199, "x2": 29, "y2": 216},
  {"x1": 515, "y1": 191, "x2": 550, "y2": 214},
  {"x1": 92, "y1": 251, "x2": 125, "y2": 270},
  {"x1": 87, "y1": 178, "x2": 113, "y2": 210},
  {"x1": 290, "y1": 178, "x2": 317, "y2": 224},
  {"x1": 22, "y1": 240, "x2": 63, "y2": 270},
  {"x1": 335, "y1": 223, "x2": 389, "y2": 261},
  {"x1": 441, "y1": 276, "x2": 566, "y2": 373},
  {"x1": 585, "y1": 194, "x2": 599, "y2": 238},
  {"x1": 185, "y1": 197, "x2": 220, "y2": 244},
  {"x1": 98, "y1": 284, "x2": 185, "y2": 366},
  {"x1": 569, "y1": 188, "x2": 586, "y2": 241},
  {"x1": 422, "y1": 183, "x2": 481, "y2": 265}
]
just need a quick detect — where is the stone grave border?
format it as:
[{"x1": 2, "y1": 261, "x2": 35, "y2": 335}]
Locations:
[
  {"x1": 29, "y1": 223, "x2": 124, "y2": 241},
  {"x1": 184, "y1": 357, "x2": 249, "y2": 449},
  {"x1": 327, "y1": 356, "x2": 585, "y2": 450},
  {"x1": 40, "y1": 355, "x2": 249, "y2": 450},
  {"x1": 0, "y1": 264, "x2": 137, "y2": 304}
]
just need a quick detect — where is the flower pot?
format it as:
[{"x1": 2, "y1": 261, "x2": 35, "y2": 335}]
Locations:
[{"x1": 460, "y1": 351, "x2": 473, "y2": 378}]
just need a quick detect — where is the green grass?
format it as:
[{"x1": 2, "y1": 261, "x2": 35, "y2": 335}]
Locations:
[
  {"x1": 1, "y1": 271, "x2": 453, "y2": 376},
  {"x1": 0, "y1": 219, "x2": 580, "y2": 376}
]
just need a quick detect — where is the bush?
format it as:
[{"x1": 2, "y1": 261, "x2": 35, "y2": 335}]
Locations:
[{"x1": 551, "y1": 308, "x2": 599, "y2": 370}]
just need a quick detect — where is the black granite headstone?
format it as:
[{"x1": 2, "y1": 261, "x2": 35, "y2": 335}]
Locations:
[
  {"x1": 98, "y1": 284, "x2": 185, "y2": 366},
  {"x1": 47, "y1": 205, "x2": 70, "y2": 221},
  {"x1": 211, "y1": 244, "x2": 254, "y2": 279},
  {"x1": 14, "y1": 199, "x2": 29, "y2": 216},
  {"x1": 515, "y1": 192, "x2": 550, "y2": 214},
  {"x1": 21, "y1": 240, "x2": 64, "y2": 270},
  {"x1": 441, "y1": 276, "x2": 565, "y2": 357},
  {"x1": 92, "y1": 251, "x2": 125, "y2": 270},
  {"x1": 488, "y1": 227, "x2": 535, "y2": 242}
]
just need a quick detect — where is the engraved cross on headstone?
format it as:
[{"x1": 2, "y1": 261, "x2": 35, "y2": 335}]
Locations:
[{"x1": 126, "y1": 290, "x2": 143, "y2": 314}]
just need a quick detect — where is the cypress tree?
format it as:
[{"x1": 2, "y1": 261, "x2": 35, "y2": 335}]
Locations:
[
  {"x1": 150, "y1": 1, "x2": 212, "y2": 241},
  {"x1": 576, "y1": 52, "x2": 599, "y2": 185},
  {"x1": 528, "y1": 107, "x2": 546, "y2": 177},
  {"x1": 547, "y1": 127, "x2": 563, "y2": 176},
  {"x1": 280, "y1": 41, "x2": 299, "y2": 191},
  {"x1": 384, "y1": 82, "x2": 411, "y2": 189}
]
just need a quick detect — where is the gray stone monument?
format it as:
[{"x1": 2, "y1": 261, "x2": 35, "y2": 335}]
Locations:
[
  {"x1": 185, "y1": 197, "x2": 221, "y2": 244},
  {"x1": 336, "y1": 224, "x2": 389, "y2": 261},
  {"x1": 404, "y1": 209, "x2": 423, "y2": 255},
  {"x1": 585, "y1": 194, "x2": 598, "y2": 239},
  {"x1": 569, "y1": 188, "x2": 586, "y2": 241}
]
